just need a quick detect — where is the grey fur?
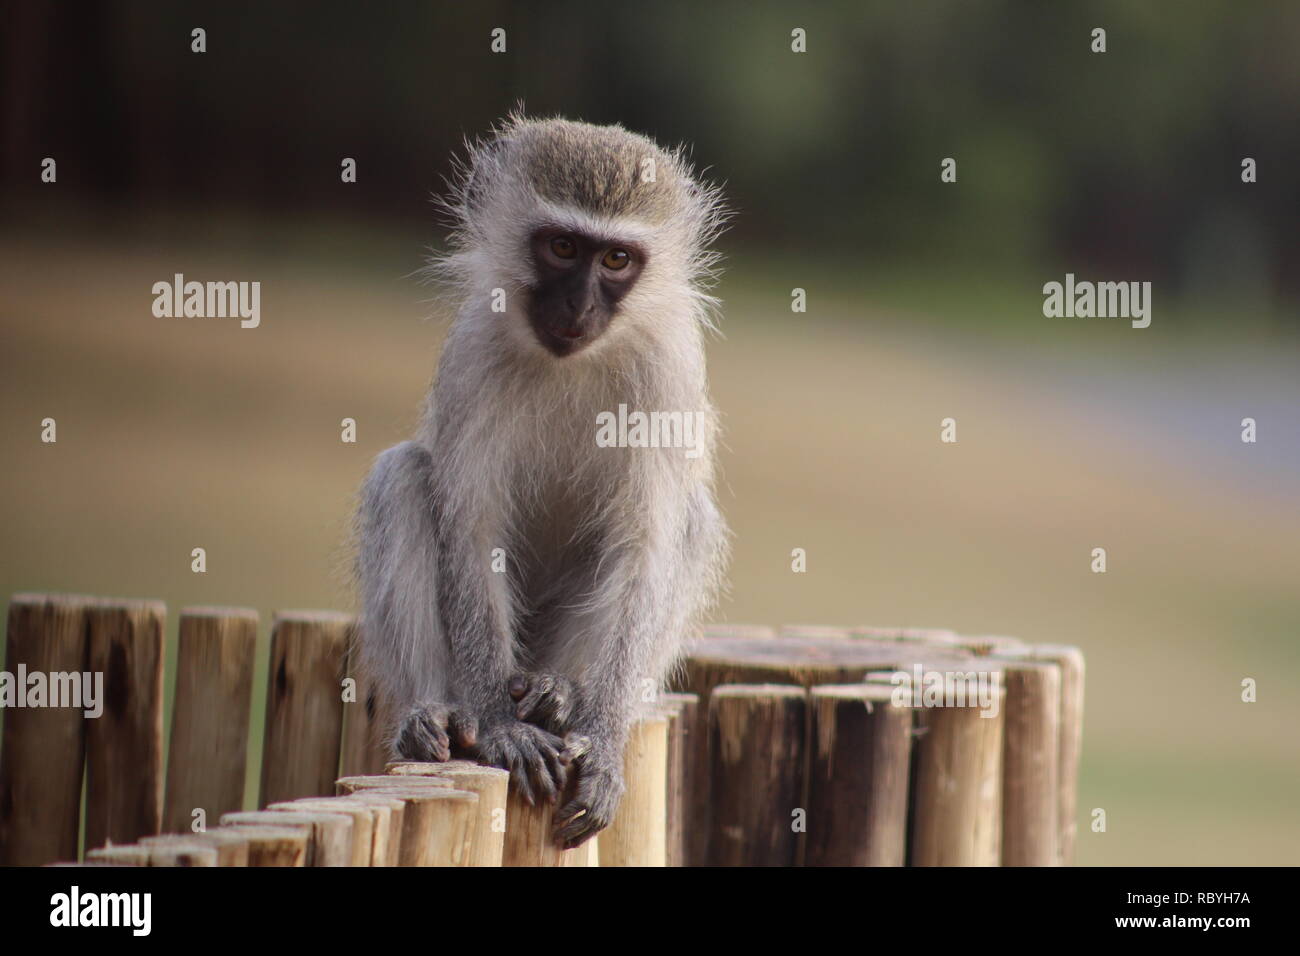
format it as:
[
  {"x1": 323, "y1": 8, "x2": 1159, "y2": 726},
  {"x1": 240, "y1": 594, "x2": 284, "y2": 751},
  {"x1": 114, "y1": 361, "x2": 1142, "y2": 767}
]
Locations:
[{"x1": 354, "y1": 114, "x2": 729, "y2": 846}]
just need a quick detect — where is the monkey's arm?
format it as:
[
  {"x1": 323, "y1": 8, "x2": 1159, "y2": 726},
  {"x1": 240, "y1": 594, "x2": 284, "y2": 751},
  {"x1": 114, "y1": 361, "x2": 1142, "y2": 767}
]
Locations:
[
  {"x1": 551, "y1": 484, "x2": 727, "y2": 847},
  {"x1": 356, "y1": 441, "x2": 470, "y2": 760},
  {"x1": 432, "y1": 467, "x2": 570, "y2": 803}
]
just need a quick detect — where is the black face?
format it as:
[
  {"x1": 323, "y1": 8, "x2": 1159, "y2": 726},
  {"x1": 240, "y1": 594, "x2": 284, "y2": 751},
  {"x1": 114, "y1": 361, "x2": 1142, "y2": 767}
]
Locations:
[{"x1": 526, "y1": 226, "x2": 647, "y2": 357}]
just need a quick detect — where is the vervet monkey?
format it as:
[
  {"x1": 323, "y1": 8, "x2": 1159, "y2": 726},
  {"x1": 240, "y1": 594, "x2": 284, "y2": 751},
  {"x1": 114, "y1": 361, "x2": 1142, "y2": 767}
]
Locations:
[{"x1": 355, "y1": 115, "x2": 728, "y2": 847}]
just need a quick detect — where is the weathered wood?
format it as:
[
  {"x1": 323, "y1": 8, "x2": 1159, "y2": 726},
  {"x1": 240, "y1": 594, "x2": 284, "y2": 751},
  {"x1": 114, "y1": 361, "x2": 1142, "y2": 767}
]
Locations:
[
  {"x1": 806, "y1": 684, "x2": 914, "y2": 866},
  {"x1": 699, "y1": 624, "x2": 776, "y2": 640},
  {"x1": 659, "y1": 692, "x2": 698, "y2": 867},
  {"x1": 259, "y1": 611, "x2": 351, "y2": 806},
  {"x1": 358, "y1": 787, "x2": 478, "y2": 866},
  {"x1": 85, "y1": 845, "x2": 152, "y2": 866},
  {"x1": 271, "y1": 798, "x2": 375, "y2": 866},
  {"x1": 142, "y1": 830, "x2": 249, "y2": 867},
  {"x1": 84, "y1": 599, "x2": 166, "y2": 851},
  {"x1": 1040, "y1": 645, "x2": 1084, "y2": 866},
  {"x1": 218, "y1": 824, "x2": 307, "y2": 866},
  {"x1": 708, "y1": 685, "x2": 807, "y2": 866},
  {"x1": 683, "y1": 635, "x2": 911, "y2": 699},
  {"x1": 221, "y1": 809, "x2": 353, "y2": 866},
  {"x1": 164, "y1": 606, "x2": 258, "y2": 833},
  {"x1": 0, "y1": 594, "x2": 93, "y2": 865},
  {"x1": 336, "y1": 773, "x2": 452, "y2": 794},
  {"x1": 602, "y1": 714, "x2": 668, "y2": 867},
  {"x1": 385, "y1": 761, "x2": 508, "y2": 866},
  {"x1": 138, "y1": 835, "x2": 219, "y2": 867},
  {"x1": 342, "y1": 792, "x2": 404, "y2": 866},
  {"x1": 339, "y1": 644, "x2": 388, "y2": 777},
  {"x1": 909, "y1": 674, "x2": 1006, "y2": 866},
  {"x1": 502, "y1": 788, "x2": 597, "y2": 867},
  {"x1": 996, "y1": 659, "x2": 1061, "y2": 866},
  {"x1": 959, "y1": 634, "x2": 1028, "y2": 657}
]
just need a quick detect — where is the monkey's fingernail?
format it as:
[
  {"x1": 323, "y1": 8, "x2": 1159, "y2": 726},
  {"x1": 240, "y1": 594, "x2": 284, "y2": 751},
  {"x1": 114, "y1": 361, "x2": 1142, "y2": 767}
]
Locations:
[{"x1": 508, "y1": 677, "x2": 527, "y2": 699}]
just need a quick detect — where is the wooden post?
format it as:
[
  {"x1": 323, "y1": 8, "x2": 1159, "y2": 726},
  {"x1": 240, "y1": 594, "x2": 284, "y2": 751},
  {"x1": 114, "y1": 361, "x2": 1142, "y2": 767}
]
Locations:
[
  {"x1": 336, "y1": 773, "x2": 452, "y2": 794},
  {"x1": 138, "y1": 836, "x2": 220, "y2": 867},
  {"x1": 259, "y1": 611, "x2": 351, "y2": 806},
  {"x1": 339, "y1": 644, "x2": 388, "y2": 777},
  {"x1": 502, "y1": 788, "x2": 597, "y2": 867},
  {"x1": 142, "y1": 830, "x2": 250, "y2": 866},
  {"x1": 84, "y1": 599, "x2": 166, "y2": 850},
  {"x1": 385, "y1": 761, "x2": 508, "y2": 867},
  {"x1": 271, "y1": 798, "x2": 375, "y2": 866},
  {"x1": 1000, "y1": 644, "x2": 1085, "y2": 865},
  {"x1": 358, "y1": 787, "x2": 478, "y2": 866},
  {"x1": 0, "y1": 594, "x2": 93, "y2": 865},
  {"x1": 85, "y1": 845, "x2": 152, "y2": 866},
  {"x1": 218, "y1": 824, "x2": 307, "y2": 866},
  {"x1": 602, "y1": 714, "x2": 669, "y2": 867},
  {"x1": 707, "y1": 685, "x2": 807, "y2": 866},
  {"x1": 164, "y1": 607, "x2": 258, "y2": 833},
  {"x1": 221, "y1": 809, "x2": 353, "y2": 866},
  {"x1": 909, "y1": 674, "x2": 1006, "y2": 866},
  {"x1": 806, "y1": 684, "x2": 914, "y2": 866},
  {"x1": 660, "y1": 692, "x2": 699, "y2": 867},
  {"x1": 342, "y1": 792, "x2": 404, "y2": 866},
  {"x1": 997, "y1": 659, "x2": 1061, "y2": 866}
]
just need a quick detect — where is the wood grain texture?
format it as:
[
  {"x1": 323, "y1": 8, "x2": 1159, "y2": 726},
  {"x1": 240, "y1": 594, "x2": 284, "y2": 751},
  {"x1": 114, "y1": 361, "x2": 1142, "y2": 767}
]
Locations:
[
  {"x1": 221, "y1": 809, "x2": 353, "y2": 866},
  {"x1": 707, "y1": 685, "x2": 807, "y2": 867},
  {"x1": 806, "y1": 684, "x2": 914, "y2": 866},
  {"x1": 601, "y1": 714, "x2": 668, "y2": 866},
  {"x1": 84, "y1": 599, "x2": 166, "y2": 851},
  {"x1": 259, "y1": 611, "x2": 351, "y2": 806},
  {"x1": 164, "y1": 606, "x2": 258, "y2": 832},
  {"x1": 0, "y1": 593, "x2": 93, "y2": 865}
]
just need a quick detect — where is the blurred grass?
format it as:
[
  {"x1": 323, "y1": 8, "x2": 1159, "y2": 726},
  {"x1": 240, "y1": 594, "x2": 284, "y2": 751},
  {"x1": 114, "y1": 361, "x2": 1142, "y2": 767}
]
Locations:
[{"x1": 1, "y1": 224, "x2": 1297, "y2": 863}]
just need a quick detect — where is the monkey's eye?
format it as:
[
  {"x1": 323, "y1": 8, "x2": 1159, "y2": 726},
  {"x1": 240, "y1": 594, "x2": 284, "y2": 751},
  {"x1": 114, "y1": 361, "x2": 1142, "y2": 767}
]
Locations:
[
  {"x1": 549, "y1": 236, "x2": 578, "y2": 259},
  {"x1": 602, "y1": 248, "x2": 631, "y2": 271}
]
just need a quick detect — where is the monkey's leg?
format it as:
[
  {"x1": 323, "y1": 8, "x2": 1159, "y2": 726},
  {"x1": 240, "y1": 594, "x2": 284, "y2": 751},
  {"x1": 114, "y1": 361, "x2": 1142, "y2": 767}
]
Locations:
[
  {"x1": 548, "y1": 489, "x2": 726, "y2": 848},
  {"x1": 433, "y1": 467, "x2": 570, "y2": 804},
  {"x1": 357, "y1": 442, "x2": 475, "y2": 763}
]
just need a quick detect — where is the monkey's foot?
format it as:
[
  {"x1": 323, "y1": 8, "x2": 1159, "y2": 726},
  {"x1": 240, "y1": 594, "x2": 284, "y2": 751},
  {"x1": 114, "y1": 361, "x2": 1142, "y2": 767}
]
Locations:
[
  {"x1": 554, "y1": 754, "x2": 625, "y2": 850},
  {"x1": 475, "y1": 718, "x2": 568, "y2": 806},
  {"x1": 508, "y1": 671, "x2": 579, "y2": 733},
  {"x1": 395, "y1": 701, "x2": 478, "y2": 763}
]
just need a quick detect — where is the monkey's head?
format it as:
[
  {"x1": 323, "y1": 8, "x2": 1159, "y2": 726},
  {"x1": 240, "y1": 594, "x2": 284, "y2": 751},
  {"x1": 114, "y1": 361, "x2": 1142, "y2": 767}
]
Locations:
[{"x1": 433, "y1": 114, "x2": 727, "y2": 359}]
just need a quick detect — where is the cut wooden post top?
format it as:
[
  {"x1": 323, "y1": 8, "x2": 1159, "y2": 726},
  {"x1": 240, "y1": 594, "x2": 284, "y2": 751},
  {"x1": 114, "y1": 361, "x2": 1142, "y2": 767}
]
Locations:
[
  {"x1": 271, "y1": 609, "x2": 355, "y2": 626},
  {"x1": 710, "y1": 684, "x2": 808, "y2": 699},
  {"x1": 179, "y1": 606, "x2": 259, "y2": 620}
]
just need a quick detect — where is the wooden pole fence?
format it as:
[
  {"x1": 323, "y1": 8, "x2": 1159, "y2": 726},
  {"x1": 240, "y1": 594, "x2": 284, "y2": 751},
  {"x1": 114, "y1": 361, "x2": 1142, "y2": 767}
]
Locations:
[{"x1": 2, "y1": 595, "x2": 1083, "y2": 868}]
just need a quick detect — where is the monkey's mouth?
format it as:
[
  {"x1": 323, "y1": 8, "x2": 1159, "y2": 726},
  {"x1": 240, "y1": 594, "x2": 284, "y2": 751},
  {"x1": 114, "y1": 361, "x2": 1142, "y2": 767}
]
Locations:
[{"x1": 537, "y1": 325, "x2": 592, "y2": 357}]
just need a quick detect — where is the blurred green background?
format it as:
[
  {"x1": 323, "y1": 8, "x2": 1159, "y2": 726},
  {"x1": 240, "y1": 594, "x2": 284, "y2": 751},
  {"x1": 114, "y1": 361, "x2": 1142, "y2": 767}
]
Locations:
[{"x1": 2, "y1": 1, "x2": 1297, "y2": 864}]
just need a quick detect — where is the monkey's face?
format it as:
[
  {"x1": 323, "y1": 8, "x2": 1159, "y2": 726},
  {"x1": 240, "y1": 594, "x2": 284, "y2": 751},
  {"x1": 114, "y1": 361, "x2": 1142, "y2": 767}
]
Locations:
[{"x1": 525, "y1": 227, "x2": 647, "y2": 357}]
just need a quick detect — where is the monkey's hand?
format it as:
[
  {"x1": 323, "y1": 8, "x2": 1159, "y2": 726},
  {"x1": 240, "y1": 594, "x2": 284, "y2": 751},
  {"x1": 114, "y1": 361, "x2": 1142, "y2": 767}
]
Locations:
[
  {"x1": 394, "y1": 701, "x2": 479, "y2": 763},
  {"x1": 553, "y1": 743, "x2": 625, "y2": 849},
  {"x1": 474, "y1": 713, "x2": 569, "y2": 806},
  {"x1": 508, "y1": 671, "x2": 579, "y2": 734}
]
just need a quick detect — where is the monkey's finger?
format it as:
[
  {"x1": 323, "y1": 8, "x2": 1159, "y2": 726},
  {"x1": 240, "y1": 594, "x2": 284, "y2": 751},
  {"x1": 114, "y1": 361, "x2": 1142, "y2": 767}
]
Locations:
[
  {"x1": 507, "y1": 751, "x2": 536, "y2": 806},
  {"x1": 524, "y1": 743, "x2": 560, "y2": 805},
  {"x1": 514, "y1": 686, "x2": 550, "y2": 723},
  {"x1": 508, "y1": 675, "x2": 528, "y2": 701},
  {"x1": 448, "y1": 711, "x2": 478, "y2": 748},
  {"x1": 554, "y1": 807, "x2": 596, "y2": 848},
  {"x1": 558, "y1": 734, "x2": 591, "y2": 766}
]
